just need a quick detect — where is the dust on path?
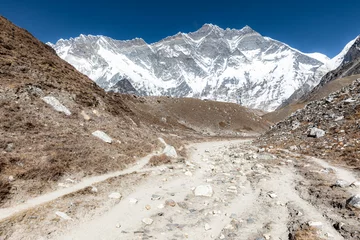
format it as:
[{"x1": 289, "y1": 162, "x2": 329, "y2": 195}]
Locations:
[{"x1": 57, "y1": 139, "x2": 348, "y2": 240}]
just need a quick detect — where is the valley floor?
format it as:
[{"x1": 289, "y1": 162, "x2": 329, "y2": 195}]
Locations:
[{"x1": 1, "y1": 139, "x2": 359, "y2": 239}]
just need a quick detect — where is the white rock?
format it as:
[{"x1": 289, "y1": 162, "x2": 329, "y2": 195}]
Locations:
[
  {"x1": 289, "y1": 145, "x2": 298, "y2": 151},
  {"x1": 163, "y1": 145, "x2": 177, "y2": 158},
  {"x1": 219, "y1": 234, "x2": 225, "y2": 239},
  {"x1": 129, "y1": 198, "x2": 138, "y2": 204},
  {"x1": 204, "y1": 223, "x2": 211, "y2": 231},
  {"x1": 55, "y1": 211, "x2": 72, "y2": 220},
  {"x1": 185, "y1": 171, "x2": 193, "y2": 176},
  {"x1": 108, "y1": 192, "x2": 122, "y2": 199},
  {"x1": 194, "y1": 185, "x2": 213, "y2": 197},
  {"x1": 81, "y1": 111, "x2": 91, "y2": 121},
  {"x1": 92, "y1": 130, "x2": 113, "y2": 143},
  {"x1": 90, "y1": 186, "x2": 98, "y2": 193},
  {"x1": 58, "y1": 183, "x2": 69, "y2": 188},
  {"x1": 157, "y1": 204, "x2": 165, "y2": 209},
  {"x1": 42, "y1": 96, "x2": 71, "y2": 115},
  {"x1": 308, "y1": 127, "x2": 325, "y2": 138},
  {"x1": 8, "y1": 176, "x2": 14, "y2": 182},
  {"x1": 142, "y1": 218, "x2": 154, "y2": 225},
  {"x1": 158, "y1": 137, "x2": 177, "y2": 157},
  {"x1": 115, "y1": 223, "x2": 121, "y2": 228},
  {"x1": 308, "y1": 221, "x2": 323, "y2": 228},
  {"x1": 347, "y1": 194, "x2": 360, "y2": 209},
  {"x1": 264, "y1": 234, "x2": 271, "y2": 240},
  {"x1": 334, "y1": 179, "x2": 349, "y2": 188},
  {"x1": 268, "y1": 192, "x2": 277, "y2": 198}
]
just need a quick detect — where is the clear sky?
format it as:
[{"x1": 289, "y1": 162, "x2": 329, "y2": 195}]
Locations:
[{"x1": 1, "y1": 0, "x2": 359, "y2": 57}]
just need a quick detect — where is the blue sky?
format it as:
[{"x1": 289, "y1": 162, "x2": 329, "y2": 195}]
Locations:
[{"x1": 1, "y1": 0, "x2": 359, "y2": 57}]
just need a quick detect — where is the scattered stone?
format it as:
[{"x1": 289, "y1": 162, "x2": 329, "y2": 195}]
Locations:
[
  {"x1": 90, "y1": 186, "x2": 98, "y2": 193},
  {"x1": 115, "y1": 223, "x2": 121, "y2": 228},
  {"x1": 350, "y1": 181, "x2": 360, "y2": 187},
  {"x1": 129, "y1": 198, "x2": 138, "y2": 204},
  {"x1": 92, "y1": 130, "x2": 112, "y2": 143},
  {"x1": 346, "y1": 194, "x2": 360, "y2": 209},
  {"x1": 151, "y1": 194, "x2": 161, "y2": 200},
  {"x1": 185, "y1": 171, "x2": 193, "y2": 176},
  {"x1": 157, "y1": 204, "x2": 165, "y2": 209},
  {"x1": 5, "y1": 143, "x2": 14, "y2": 152},
  {"x1": 308, "y1": 221, "x2": 323, "y2": 229},
  {"x1": 219, "y1": 234, "x2": 225, "y2": 239},
  {"x1": 334, "y1": 222, "x2": 345, "y2": 230},
  {"x1": 289, "y1": 145, "x2": 298, "y2": 151},
  {"x1": 81, "y1": 111, "x2": 91, "y2": 121},
  {"x1": 263, "y1": 234, "x2": 271, "y2": 240},
  {"x1": 145, "y1": 205, "x2": 151, "y2": 210},
  {"x1": 258, "y1": 148, "x2": 265, "y2": 153},
  {"x1": 158, "y1": 138, "x2": 177, "y2": 157},
  {"x1": 204, "y1": 223, "x2": 211, "y2": 231},
  {"x1": 335, "y1": 116, "x2": 344, "y2": 121},
  {"x1": 267, "y1": 192, "x2": 277, "y2": 198},
  {"x1": 8, "y1": 176, "x2": 14, "y2": 182},
  {"x1": 108, "y1": 192, "x2": 122, "y2": 199},
  {"x1": 55, "y1": 211, "x2": 72, "y2": 220},
  {"x1": 177, "y1": 202, "x2": 188, "y2": 209},
  {"x1": 142, "y1": 218, "x2": 154, "y2": 225},
  {"x1": 333, "y1": 179, "x2": 349, "y2": 188},
  {"x1": 42, "y1": 96, "x2": 71, "y2": 115},
  {"x1": 194, "y1": 185, "x2": 213, "y2": 197},
  {"x1": 308, "y1": 127, "x2": 325, "y2": 138},
  {"x1": 165, "y1": 199, "x2": 176, "y2": 207},
  {"x1": 227, "y1": 186, "x2": 237, "y2": 193}
]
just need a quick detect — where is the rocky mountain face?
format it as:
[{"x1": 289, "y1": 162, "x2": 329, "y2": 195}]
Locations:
[
  {"x1": 49, "y1": 24, "x2": 333, "y2": 111},
  {"x1": 259, "y1": 78, "x2": 360, "y2": 168},
  {"x1": 278, "y1": 36, "x2": 360, "y2": 109}
]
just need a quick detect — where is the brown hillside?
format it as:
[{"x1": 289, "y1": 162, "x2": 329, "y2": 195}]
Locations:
[{"x1": 0, "y1": 16, "x2": 269, "y2": 207}]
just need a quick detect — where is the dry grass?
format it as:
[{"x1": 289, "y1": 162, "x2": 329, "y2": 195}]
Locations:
[
  {"x1": 0, "y1": 180, "x2": 11, "y2": 205},
  {"x1": 148, "y1": 154, "x2": 171, "y2": 166},
  {"x1": 292, "y1": 227, "x2": 321, "y2": 240}
]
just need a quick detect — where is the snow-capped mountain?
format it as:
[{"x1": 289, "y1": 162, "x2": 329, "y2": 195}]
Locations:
[
  {"x1": 277, "y1": 35, "x2": 360, "y2": 109},
  {"x1": 49, "y1": 24, "x2": 339, "y2": 111}
]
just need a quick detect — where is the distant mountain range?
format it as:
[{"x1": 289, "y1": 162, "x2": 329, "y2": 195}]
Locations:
[{"x1": 49, "y1": 24, "x2": 358, "y2": 111}]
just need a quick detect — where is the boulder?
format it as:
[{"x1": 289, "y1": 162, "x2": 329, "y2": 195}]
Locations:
[
  {"x1": 92, "y1": 130, "x2": 112, "y2": 143},
  {"x1": 142, "y1": 218, "x2": 154, "y2": 225},
  {"x1": 194, "y1": 185, "x2": 213, "y2": 197},
  {"x1": 108, "y1": 192, "x2": 122, "y2": 199},
  {"x1": 308, "y1": 127, "x2": 325, "y2": 138},
  {"x1": 347, "y1": 194, "x2": 360, "y2": 209},
  {"x1": 42, "y1": 96, "x2": 71, "y2": 115},
  {"x1": 55, "y1": 211, "x2": 72, "y2": 220}
]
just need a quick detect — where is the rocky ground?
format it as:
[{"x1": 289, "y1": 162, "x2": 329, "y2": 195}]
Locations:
[
  {"x1": 259, "y1": 78, "x2": 360, "y2": 170},
  {"x1": 1, "y1": 139, "x2": 359, "y2": 239}
]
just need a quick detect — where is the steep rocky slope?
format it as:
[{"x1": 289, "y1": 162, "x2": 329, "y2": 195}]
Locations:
[
  {"x1": 269, "y1": 36, "x2": 360, "y2": 123},
  {"x1": 259, "y1": 78, "x2": 360, "y2": 169},
  {"x1": 0, "y1": 16, "x2": 268, "y2": 207},
  {"x1": 49, "y1": 25, "x2": 332, "y2": 111}
]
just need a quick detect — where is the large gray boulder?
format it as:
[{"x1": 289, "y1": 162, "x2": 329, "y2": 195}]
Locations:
[{"x1": 308, "y1": 127, "x2": 325, "y2": 138}]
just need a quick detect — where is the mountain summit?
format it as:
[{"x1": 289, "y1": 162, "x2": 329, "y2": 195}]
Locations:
[{"x1": 50, "y1": 24, "x2": 339, "y2": 111}]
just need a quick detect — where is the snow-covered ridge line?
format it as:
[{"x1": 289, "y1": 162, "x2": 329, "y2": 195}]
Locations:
[{"x1": 49, "y1": 24, "x2": 357, "y2": 111}]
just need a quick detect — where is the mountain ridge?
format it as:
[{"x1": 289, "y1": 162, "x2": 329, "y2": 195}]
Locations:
[{"x1": 49, "y1": 24, "x2": 350, "y2": 111}]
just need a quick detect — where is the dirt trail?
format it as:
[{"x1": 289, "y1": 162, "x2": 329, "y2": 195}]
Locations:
[
  {"x1": 1, "y1": 139, "x2": 359, "y2": 239},
  {"x1": 55, "y1": 140, "x2": 348, "y2": 240},
  {"x1": 0, "y1": 153, "x2": 155, "y2": 222}
]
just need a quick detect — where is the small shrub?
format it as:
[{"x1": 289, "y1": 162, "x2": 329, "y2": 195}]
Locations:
[{"x1": 148, "y1": 154, "x2": 171, "y2": 166}]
